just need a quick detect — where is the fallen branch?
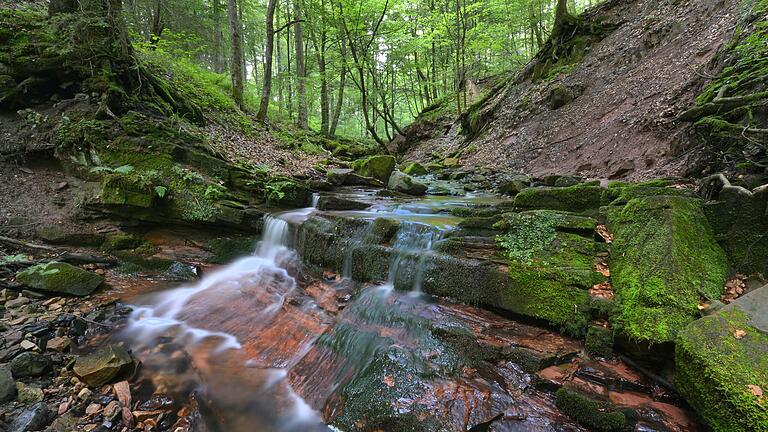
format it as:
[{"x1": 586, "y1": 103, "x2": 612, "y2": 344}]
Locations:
[{"x1": 0, "y1": 235, "x2": 58, "y2": 252}]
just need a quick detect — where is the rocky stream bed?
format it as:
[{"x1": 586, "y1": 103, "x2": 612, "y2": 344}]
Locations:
[{"x1": 0, "y1": 162, "x2": 767, "y2": 432}]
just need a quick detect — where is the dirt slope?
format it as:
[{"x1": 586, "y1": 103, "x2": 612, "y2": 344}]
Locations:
[{"x1": 404, "y1": 0, "x2": 740, "y2": 180}]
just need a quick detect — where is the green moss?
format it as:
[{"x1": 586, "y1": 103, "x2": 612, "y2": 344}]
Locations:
[
  {"x1": 101, "y1": 233, "x2": 143, "y2": 251},
  {"x1": 16, "y1": 261, "x2": 104, "y2": 296},
  {"x1": 264, "y1": 176, "x2": 310, "y2": 207},
  {"x1": 676, "y1": 310, "x2": 768, "y2": 432},
  {"x1": 496, "y1": 210, "x2": 598, "y2": 334},
  {"x1": 205, "y1": 237, "x2": 258, "y2": 264},
  {"x1": 351, "y1": 155, "x2": 396, "y2": 183},
  {"x1": 514, "y1": 185, "x2": 607, "y2": 215},
  {"x1": 555, "y1": 388, "x2": 627, "y2": 432},
  {"x1": 401, "y1": 162, "x2": 427, "y2": 176},
  {"x1": 607, "y1": 195, "x2": 728, "y2": 344},
  {"x1": 585, "y1": 325, "x2": 614, "y2": 357}
]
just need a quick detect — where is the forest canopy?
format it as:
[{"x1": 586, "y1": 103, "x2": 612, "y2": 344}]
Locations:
[{"x1": 123, "y1": 0, "x2": 600, "y2": 141}]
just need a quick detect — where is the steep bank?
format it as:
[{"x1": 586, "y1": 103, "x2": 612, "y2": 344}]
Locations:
[{"x1": 401, "y1": 0, "x2": 766, "y2": 181}]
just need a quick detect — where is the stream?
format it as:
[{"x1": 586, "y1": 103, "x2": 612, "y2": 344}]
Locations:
[{"x1": 101, "y1": 188, "x2": 699, "y2": 431}]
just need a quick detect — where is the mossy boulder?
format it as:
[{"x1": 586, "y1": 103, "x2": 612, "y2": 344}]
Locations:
[
  {"x1": 514, "y1": 185, "x2": 607, "y2": 215},
  {"x1": 265, "y1": 178, "x2": 311, "y2": 208},
  {"x1": 607, "y1": 195, "x2": 727, "y2": 344},
  {"x1": 388, "y1": 171, "x2": 428, "y2": 196},
  {"x1": 101, "y1": 232, "x2": 142, "y2": 251},
  {"x1": 548, "y1": 84, "x2": 574, "y2": 110},
  {"x1": 401, "y1": 162, "x2": 428, "y2": 176},
  {"x1": 205, "y1": 236, "x2": 259, "y2": 264},
  {"x1": 497, "y1": 175, "x2": 532, "y2": 196},
  {"x1": 605, "y1": 179, "x2": 693, "y2": 205},
  {"x1": 676, "y1": 307, "x2": 768, "y2": 432},
  {"x1": 16, "y1": 262, "x2": 104, "y2": 296},
  {"x1": 100, "y1": 173, "x2": 155, "y2": 208},
  {"x1": 702, "y1": 184, "x2": 768, "y2": 276},
  {"x1": 495, "y1": 211, "x2": 600, "y2": 333},
  {"x1": 555, "y1": 388, "x2": 627, "y2": 432},
  {"x1": 351, "y1": 155, "x2": 396, "y2": 183}
]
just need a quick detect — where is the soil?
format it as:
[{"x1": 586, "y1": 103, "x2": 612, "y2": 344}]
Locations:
[{"x1": 403, "y1": 0, "x2": 741, "y2": 181}]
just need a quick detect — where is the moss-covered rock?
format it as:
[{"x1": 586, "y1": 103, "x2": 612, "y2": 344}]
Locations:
[
  {"x1": 264, "y1": 177, "x2": 311, "y2": 208},
  {"x1": 205, "y1": 236, "x2": 259, "y2": 264},
  {"x1": 702, "y1": 184, "x2": 768, "y2": 276},
  {"x1": 16, "y1": 262, "x2": 104, "y2": 296},
  {"x1": 494, "y1": 211, "x2": 601, "y2": 334},
  {"x1": 607, "y1": 195, "x2": 727, "y2": 344},
  {"x1": 387, "y1": 171, "x2": 427, "y2": 196},
  {"x1": 101, "y1": 232, "x2": 143, "y2": 251},
  {"x1": 73, "y1": 345, "x2": 134, "y2": 387},
  {"x1": 316, "y1": 195, "x2": 371, "y2": 211},
  {"x1": 585, "y1": 325, "x2": 614, "y2": 357},
  {"x1": 676, "y1": 309, "x2": 768, "y2": 432},
  {"x1": 351, "y1": 155, "x2": 396, "y2": 183},
  {"x1": 401, "y1": 162, "x2": 428, "y2": 176},
  {"x1": 555, "y1": 388, "x2": 627, "y2": 432},
  {"x1": 514, "y1": 185, "x2": 607, "y2": 215}
]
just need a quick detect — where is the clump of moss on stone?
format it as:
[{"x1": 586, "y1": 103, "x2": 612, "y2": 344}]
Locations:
[
  {"x1": 675, "y1": 309, "x2": 768, "y2": 432},
  {"x1": 585, "y1": 325, "x2": 614, "y2": 357},
  {"x1": 205, "y1": 237, "x2": 258, "y2": 264},
  {"x1": 555, "y1": 388, "x2": 628, "y2": 432},
  {"x1": 514, "y1": 185, "x2": 607, "y2": 215},
  {"x1": 16, "y1": 261, "x2": 104, "y2": 296},
  {"x1": 607, "y1": 195, "x2": 727, "y2": 344}
]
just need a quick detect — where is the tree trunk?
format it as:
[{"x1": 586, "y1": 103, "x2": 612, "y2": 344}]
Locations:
[
  {"x1": 293, "y1": 0, "x2": 308, "y2": 129},
  {"x1": 227, "y1": 0, "x2": 244, "y2": 109},
  {"x1": 256, "y1": 0, "x2": 277, "y2": 120},
  {"x1": 329, "y1": 36, "x2": 347, "y2": 137},
  {"x1": 213, "y1": 0, "x2": 225, "y2": 73}
]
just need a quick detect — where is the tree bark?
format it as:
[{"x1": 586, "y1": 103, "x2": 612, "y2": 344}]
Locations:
[
  {"x1": 227, "y1": 0, "x2": 245, "y2": 109},
  {"x1": 256, "y1": 0, "x2": 277, "y2": 120},
  {"x1": 213, "y1": 0, "x2": 225, "y2": 72},
  {"x1": 293, "y1": 0, "x2": 308, "y2": 129},
  {"x1": 48, "y1": 0, "x2": 77, "y2": 16},
  {"x1": 329, "y1": 35, "x2": 347, "y2": 137}
]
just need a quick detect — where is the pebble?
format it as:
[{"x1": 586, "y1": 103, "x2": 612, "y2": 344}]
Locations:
[{"x1": 6, "y1": 296, "x2": 30, "y2": 308}]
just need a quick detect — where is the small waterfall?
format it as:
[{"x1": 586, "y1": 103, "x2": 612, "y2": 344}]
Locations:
[
  {"x1": 386, "y1": 222, "x2": 443, "y2": 294},
  {"x1": 311, "y1": 192, "x2": 320, "y2": 208}
]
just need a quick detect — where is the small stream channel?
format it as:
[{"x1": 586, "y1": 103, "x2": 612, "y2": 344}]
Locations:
[{"x1": 103, "y1": 188, "x2": 700, "y2": 431}]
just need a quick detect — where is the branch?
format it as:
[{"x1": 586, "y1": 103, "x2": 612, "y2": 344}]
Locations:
[
  {"x1": 0, "y1": 235, "x2": 58, "y2": 253},
  {"x1": 275, "y1": 19, "x2": 306, "y2": 34}
]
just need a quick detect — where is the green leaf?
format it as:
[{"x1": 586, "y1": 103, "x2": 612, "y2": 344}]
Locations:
[{"x1": 154, "y1": 185, "x2": 168, "y2": 198}]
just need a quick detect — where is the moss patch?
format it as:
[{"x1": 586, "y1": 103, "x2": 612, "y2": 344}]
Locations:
[
  {"x1": 555, "y1": 388, "x2": 627, "y2": 432},
  {"x1": 676, "y1": 309, "x2": 768, "y2": 432},
  {"x1": 16, "y1": 262, "x2": 104, "y2": 296},
  {"x1": 607, "y1": 195, "x2": 728, "y2": 344},
  {"x1": 514, "y1": 185, "x2": 607, "y2": 215}
]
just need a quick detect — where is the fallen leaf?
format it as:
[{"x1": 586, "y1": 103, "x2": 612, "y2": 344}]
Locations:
[
  {"x1": 383, "y1": 375, "x2": 395, "y2": 388},
  {"x1": 747, "y1": 385, "x2": 763, "y2": 398},
  {"x1": 734, "y1": 329, "x2": 747, "y2": 339}
]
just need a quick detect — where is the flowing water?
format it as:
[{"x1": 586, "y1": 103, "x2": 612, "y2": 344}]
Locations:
[{"x1": 111, "y1": 189, "x2": 701, "y2": 431}]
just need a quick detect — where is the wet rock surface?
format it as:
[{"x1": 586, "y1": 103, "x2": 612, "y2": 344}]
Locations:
[{"x1": 3, "y1": 175, "x2": 760, "y2": 431}]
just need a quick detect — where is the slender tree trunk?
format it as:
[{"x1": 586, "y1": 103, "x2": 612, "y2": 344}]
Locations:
[
  {"x1": 227, "y1": 0, "x2": 245, "y2": 109},
  {"x1": 329, "y1": 35, "x2": 347, "y2": 136},
  {"x1": 293, "y1": 0, "x2": 308, "y2": 129},
  {"x1": 256, "y1": 0, "x2": 277, "y2": 120},
  {"x1": 213, "y1": 0, "x2": 225, "y2": 73},
  {"x1": 149, "y1": 0, "x2": 164, "y2": 48}
]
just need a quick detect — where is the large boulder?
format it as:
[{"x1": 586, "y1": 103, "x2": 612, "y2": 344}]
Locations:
[
  {"x1": 700, "y1": 176, "x2": 768, "y2": 276},
  {"x1": 9, "y1": 352, "x2": 51, "y2": 377},
  {"x1": 495, "y1": 211, "x2": 601, "y2": 334},
  {"x1": 73, "y1": 345, "x2": 134, "y2": 387},
  {"x1": 0, "y1": 366, "x2": 15, "y2": 403},
  {"x1": 387, "y1": 171, "x2": 427, "y2": 196},
  {"x1": 351, "y1": 155, "x2": 396, "y2": 183},
  {"x1": 676, "y1": 286, "x2": 768, "y2": 431},
  {"x1": 15, "y1": 262, "x2": 104, "y2": 296},
  {"x1": 401, "y1": 162, "x2": 428, "y2": 176},
  {"x1": 514, "y1": 185, "x2": 607, "y2": 215},
  {"x1": 326, "y1": 168, "x2": 384, "y2": 187},
  {"x1": 607, "y1": 195, "x2": 727, "y2": 344}
]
